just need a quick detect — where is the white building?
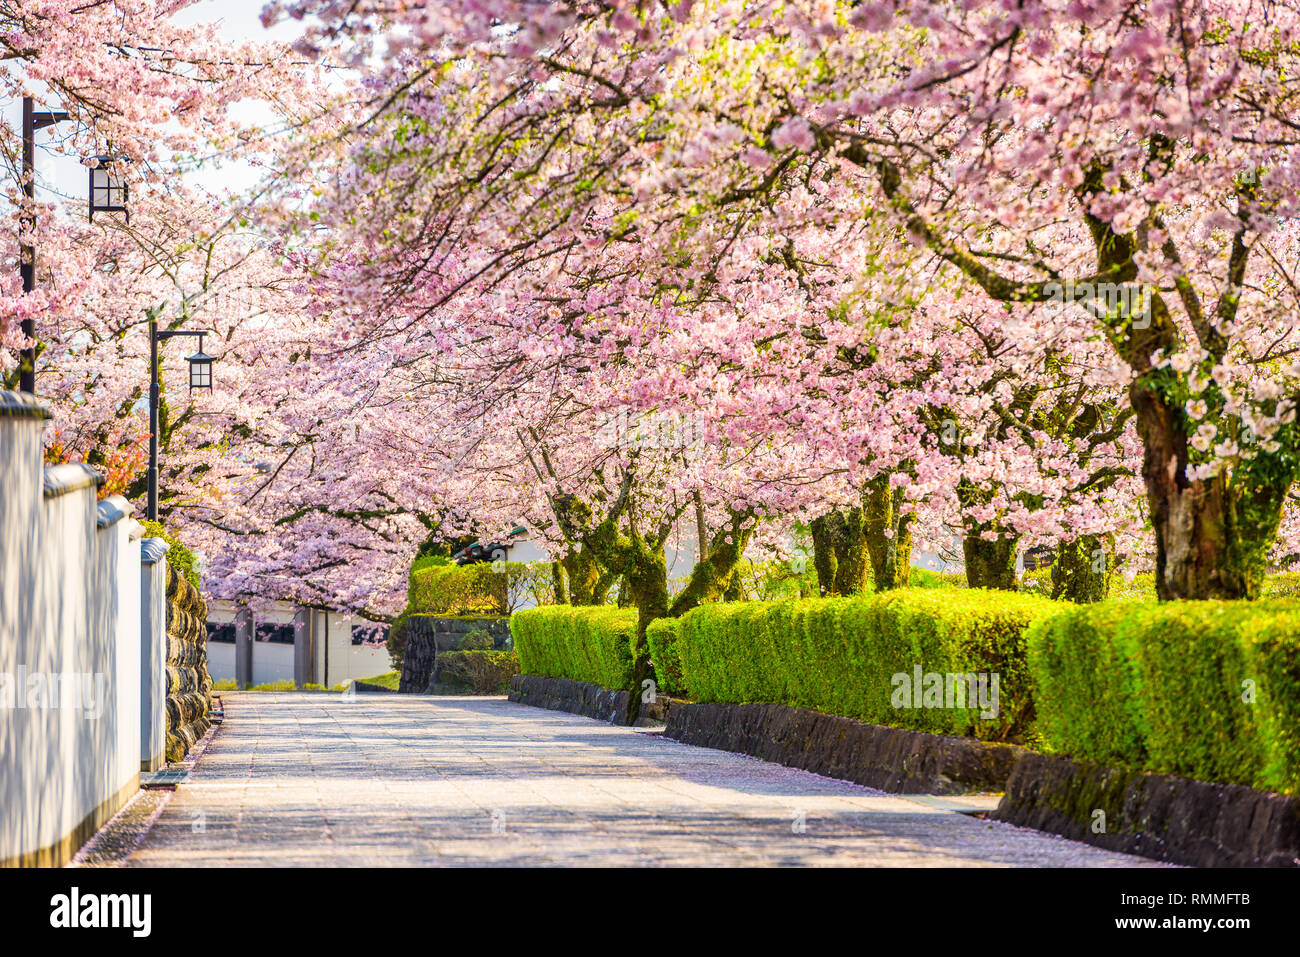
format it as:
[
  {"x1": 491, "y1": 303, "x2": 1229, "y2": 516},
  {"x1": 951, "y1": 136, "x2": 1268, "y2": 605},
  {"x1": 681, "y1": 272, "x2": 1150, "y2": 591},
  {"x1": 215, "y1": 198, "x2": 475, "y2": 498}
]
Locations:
[{"x1": 206, "y1": 599, "x2": 392, "y2": 688}]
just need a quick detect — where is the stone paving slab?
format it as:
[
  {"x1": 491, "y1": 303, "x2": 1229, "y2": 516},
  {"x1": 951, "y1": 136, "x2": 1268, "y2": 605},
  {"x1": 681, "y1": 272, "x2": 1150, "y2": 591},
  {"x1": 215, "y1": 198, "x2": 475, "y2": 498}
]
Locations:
[{"x1": 115, "y1": 692, "x2": 1164, "y2": 867}]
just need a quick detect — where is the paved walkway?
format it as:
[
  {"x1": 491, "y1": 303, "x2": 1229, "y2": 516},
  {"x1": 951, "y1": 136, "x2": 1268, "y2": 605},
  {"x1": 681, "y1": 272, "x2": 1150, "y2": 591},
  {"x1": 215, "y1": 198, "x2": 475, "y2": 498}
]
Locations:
[{"x1": 106, "y1": 692, "x2": 1157, "y2": 867}]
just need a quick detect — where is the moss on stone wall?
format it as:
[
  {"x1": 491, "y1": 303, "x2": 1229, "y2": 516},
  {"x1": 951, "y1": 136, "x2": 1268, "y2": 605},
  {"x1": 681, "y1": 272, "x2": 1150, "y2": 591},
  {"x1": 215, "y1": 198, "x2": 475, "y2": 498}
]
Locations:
[{"x1": 165, "y1": 564, "x2": 211, "y2": 762}]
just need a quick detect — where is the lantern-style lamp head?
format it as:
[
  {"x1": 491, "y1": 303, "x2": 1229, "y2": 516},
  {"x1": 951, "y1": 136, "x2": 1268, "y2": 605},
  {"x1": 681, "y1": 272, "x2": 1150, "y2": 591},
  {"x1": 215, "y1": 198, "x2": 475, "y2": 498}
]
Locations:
[
  {"x1": 186, "y1": 334, "x2": 214, "y2": 390},
  {"x1": 88, "y1": 154, "x2": 129, "y2": 223}
]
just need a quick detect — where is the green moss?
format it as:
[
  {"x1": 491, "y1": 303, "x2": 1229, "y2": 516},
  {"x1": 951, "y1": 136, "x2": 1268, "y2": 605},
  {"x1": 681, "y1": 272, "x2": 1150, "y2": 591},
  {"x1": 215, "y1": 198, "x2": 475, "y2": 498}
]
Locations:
[{"x1": 459, "y1": 629, "x2": 494, "y2": 650}]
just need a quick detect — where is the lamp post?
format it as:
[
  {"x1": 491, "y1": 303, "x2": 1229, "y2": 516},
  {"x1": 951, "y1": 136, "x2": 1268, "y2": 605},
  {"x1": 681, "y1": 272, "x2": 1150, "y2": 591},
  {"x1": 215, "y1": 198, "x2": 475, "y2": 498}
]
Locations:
[
  {"x1": 148, "y1": 312, "x2": 215, "y2": 521},
  {"x1": 17, "y1": 97, "x2": 133, "y2": 395},
  {"x1": 18, "y1": 96, "x2": 70, "y2": 395}
]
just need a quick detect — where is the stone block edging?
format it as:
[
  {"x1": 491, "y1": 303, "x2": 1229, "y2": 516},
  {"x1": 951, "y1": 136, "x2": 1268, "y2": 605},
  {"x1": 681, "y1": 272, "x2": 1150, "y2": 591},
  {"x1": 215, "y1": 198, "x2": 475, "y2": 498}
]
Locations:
[
  {"x1": 508, "y1": 674, "x2": 632, "y2": 725},
  {"x1": 991, "y1": 751, "x2": 1300, "y2": 868},
  {"x1": 663, "y1": 701, "x2": 1025, "y2": 795}
]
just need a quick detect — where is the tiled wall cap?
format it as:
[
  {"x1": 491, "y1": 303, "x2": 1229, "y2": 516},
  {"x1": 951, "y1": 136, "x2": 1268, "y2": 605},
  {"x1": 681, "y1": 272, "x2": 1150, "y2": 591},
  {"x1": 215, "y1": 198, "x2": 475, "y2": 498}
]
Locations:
[
  {"x1": 140, "y1": 537, "x2": 172, "y2": 565},
  {"x1": 0, "y1": 390, "x2": 52, "y2": 421},
  {"x1": 96, "y1": 495, "x2": 132, "y2": 529},
  {"x1": 43, "y1": 463, "x2": 106, "y2": 500}
]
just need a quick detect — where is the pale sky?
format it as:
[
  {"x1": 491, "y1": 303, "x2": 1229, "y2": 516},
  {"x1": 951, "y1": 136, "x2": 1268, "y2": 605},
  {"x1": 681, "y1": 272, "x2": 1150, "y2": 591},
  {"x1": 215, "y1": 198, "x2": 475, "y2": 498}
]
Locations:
[{"x1": 6, "y1": 0, "x2": 308, "y2": 213}]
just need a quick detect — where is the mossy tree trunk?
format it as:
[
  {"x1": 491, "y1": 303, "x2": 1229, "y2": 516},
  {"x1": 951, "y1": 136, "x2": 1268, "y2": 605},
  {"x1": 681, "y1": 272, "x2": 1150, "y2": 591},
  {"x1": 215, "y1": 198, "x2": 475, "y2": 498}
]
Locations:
[
  {"x1": 962, "y1": 532, "x2": 1019, "y2": 590},
  {"x1": 560, "y1": 547, "x2": 613, "y2": 605},
  {"x1": 869, "y1": 151, "x2": 1300, "y2": 601},
  {"x1": 863, "y1": 474, "x2": 914, "y2": 590},
  {"x1": 810, "y1": 513, "x2": 838, "y2": 596},
  {"x1": 810, "y1": 507, "x2": 870, "y2": 596},
  {"x1": 668, "y1": 511, "x2": 755, "y2": 616},
  {"x1": 957, "y1": 478, "x2": 1020, "y2": 590},
  {"x1": 551, "y1": 560, "x2": 568, "y2": 604},
  {"x1": 1050, "y1": 534, "x2": 1115, "y2": 602},
  {"x1": 551, "y1": 490, "x2": 753, "y2": 718}
]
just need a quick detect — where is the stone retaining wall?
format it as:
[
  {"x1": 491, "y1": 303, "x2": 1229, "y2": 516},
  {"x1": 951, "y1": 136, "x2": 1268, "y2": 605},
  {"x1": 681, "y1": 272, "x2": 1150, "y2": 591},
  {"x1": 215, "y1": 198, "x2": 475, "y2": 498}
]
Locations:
[
  {"x1": 992, "y1": 751, "x2": 1300, "y2": 867},
  {"x1": 165, "y1": 565, "x2": 212, "y2": 762},
  {"x1": 508, "y1": 674, "x2": 632, "y2": 725},
  {"x1": 665, "y1": 702, "x2": 1026, "y2": 795},
  {"x1": 399, "y1": 615, "x2": 510, "y2": 692}
]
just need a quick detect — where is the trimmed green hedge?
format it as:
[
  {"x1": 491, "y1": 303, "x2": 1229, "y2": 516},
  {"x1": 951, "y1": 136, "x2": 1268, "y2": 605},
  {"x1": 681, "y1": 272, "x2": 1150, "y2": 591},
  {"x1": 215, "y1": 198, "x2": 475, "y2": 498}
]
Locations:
[
  {"x1": 645, "y1": 617, "x2": 684, "y2": 696},
  {"x1": 511, "y1": 606, "x2": 641, "y2": 690},
  {"x1": 1028, "y1": 600, "x2": 1300, "y2": 794},
  {"x1": 436, "y1": 650, "x2": 520, "y2": 693},
  {"x1": 674, "y1": 589, "x2": 1057, "y2": 741},
  {"x1": 409, "y1": 562, "x2": 505, "y2": 615}
]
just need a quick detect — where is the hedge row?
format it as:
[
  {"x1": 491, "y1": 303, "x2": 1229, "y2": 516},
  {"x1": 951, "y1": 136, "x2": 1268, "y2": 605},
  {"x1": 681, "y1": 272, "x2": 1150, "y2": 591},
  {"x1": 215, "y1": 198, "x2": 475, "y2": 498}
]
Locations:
[
  {"x1": 511, "y1": 606, "x2": 641, "y2": 690},
  {"x1": 1028, "y1": 599, "x2": 1300, "y2": 794},
  {"x1": 645, "y1": 617, "x2": 685, "y2": 696},
  {"x1": 516, "y1": 589, "x2": 1300, "y2": 795},
  {"x1": 409, "y1": 562, "x2": 506, "y2": 615},
  {"x1": 671, "y1": 589, "x2": 1055, "y2": 742}
]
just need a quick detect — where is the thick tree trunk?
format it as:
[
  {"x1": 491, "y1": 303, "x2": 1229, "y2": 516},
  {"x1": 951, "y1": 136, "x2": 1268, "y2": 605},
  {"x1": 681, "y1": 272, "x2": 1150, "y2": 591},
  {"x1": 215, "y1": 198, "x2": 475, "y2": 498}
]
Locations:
[
  {"x1": 863, "y1": 475, "x2": 914, "y2": 590},
  {"x1": 957, "y1": 478, "x2": 1019, "y2": 589},
  {"x1": 561, "y1": 548, "x2": 613, "y2": 605},
  {"x1": 963, "y1": 532, "x2": 1019, "y2": 590},
  {"x1": 1050, "y1": 534, "x2": 1113, "y2": 603},
  {"x1": 810, "y1": 513, "x2": 838, "y2": 596},
  {"x1": 833, "y1": 506, "x2": 869, "y2": 595},
  {"x1": 551, "y1": 561, "x2": 569, "y2": 604},
  {"x1": 624, "y1": 539, "x2": 669, "y2": 723},
  {"x1": 1127, "y1": 379, "x2": 1296, "y2": 600},
  {"x1": 810, "y1": 508, "x2": 870, "y2": 596}
]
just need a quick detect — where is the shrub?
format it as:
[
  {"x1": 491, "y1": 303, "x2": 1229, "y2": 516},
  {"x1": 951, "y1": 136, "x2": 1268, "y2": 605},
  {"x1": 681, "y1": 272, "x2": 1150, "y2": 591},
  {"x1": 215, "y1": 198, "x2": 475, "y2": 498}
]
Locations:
[
  {"x1": 435, "y1": 650, "x2": 519, "y2": 693},
  {"x1": 411, "y1": 554, "x2": 453, "y2": 575},
  {"x1": 1028, "y1": 599, "x2": 1300, "y2": 794},
  {"x1": 1025, "y1": 601, "x2": 1150, "y2": 766},
  {"x1": 909, "y1": 567, "x2": 967, "y2": 589},
  {"x1": 248, "y1": 679, "x2": 297, "y2": 692},
  {"x1": 141, "y1": 519, "x2": 201, "y2": 589},
  {"x1": 387, "y1": 610, "x2": 411, "y2": 671},
  {"x1": 645, "y1": 617, "x2": 684, "y2": 696},
  {"x1": 510, "y1": 561, "x2": 561, "y2": 608},
  {"x1": 409, "y1": 562, "x2": 506, "y2": 615},
  {"x1": 729, "y1": 559, "x2": 820, "y2": 601},
  {"x1": 673, "y1": 589, "x2": 1057, "y2": 742},
  {"x1": 460, "y1": 629, "x2": 495, "y2": 651},
  {"x1": 352, "y1": 671, "x2": 400, "y2": 691},
  {"x1": 511, "y1": 606, "x2": 640, "y2": 690}
]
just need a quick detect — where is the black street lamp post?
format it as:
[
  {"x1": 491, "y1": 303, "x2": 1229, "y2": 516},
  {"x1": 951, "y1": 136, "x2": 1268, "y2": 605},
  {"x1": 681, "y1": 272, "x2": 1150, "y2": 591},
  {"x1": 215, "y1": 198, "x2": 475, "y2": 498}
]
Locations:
[
  {"x1": 18, "y1": 96, "x2": 70, "y2": 395},
  {"x1": 17, "y1": 96, "x2": 133, "y2": 396},
  {"x1": 148, "y1": 312, "x2": 215, "y2": 521}
]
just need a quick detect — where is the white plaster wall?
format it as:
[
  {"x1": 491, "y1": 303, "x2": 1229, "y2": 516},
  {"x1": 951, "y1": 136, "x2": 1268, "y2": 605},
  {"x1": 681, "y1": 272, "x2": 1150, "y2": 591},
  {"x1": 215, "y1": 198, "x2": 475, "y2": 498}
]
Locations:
[
  {"x1": 209, "y1": 600, "x2": 392, "y2": 685},
  {"x1": 139, "y1": 546, "x2": 169, "y2": 770},
  {"x1": 251, "y1": 641, "x2": 296, "y2": 685},
  {"x1": 207, "y1": 640, "x2": 236, "y2": 683},
  {"x1": 207, "y1": 601, "x2": 297, "y2": 685},
  {"x1": 312, "y1": 610, "x2": 392, "y2": 685},
  {"x1": 0, "y1": 397, "x2": 146, "y2": 864}
]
